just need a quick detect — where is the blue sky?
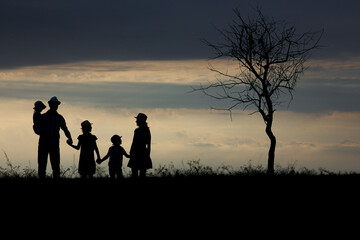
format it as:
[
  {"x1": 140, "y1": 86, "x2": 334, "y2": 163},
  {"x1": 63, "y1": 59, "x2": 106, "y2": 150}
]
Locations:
[{"x1": 0, "y1": 0, "x2": 360, "y2": 173}]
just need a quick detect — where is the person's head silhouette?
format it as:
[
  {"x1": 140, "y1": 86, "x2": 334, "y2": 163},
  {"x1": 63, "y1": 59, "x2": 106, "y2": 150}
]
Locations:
[
  {"x1": 33, "y1": 101, "x2": 46, "y2": 112},
  {"x1": 48, "y1": 96, "x2": 61, "y2": 111},
  {"x1": 81, "y1": 120, "x2": 92, "y2": 133},
  {"x1": 111, "y1": 134, "x2": 122, "y2": 146},
  {"x1": 135, "y1": 113, "x2": 147, "y2": 127}
]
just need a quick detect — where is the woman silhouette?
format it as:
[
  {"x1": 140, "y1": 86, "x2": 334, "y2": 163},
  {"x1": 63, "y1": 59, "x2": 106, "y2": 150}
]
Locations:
[{"x1": 127, "y1": 113, "x2": 152, "y2": 177}]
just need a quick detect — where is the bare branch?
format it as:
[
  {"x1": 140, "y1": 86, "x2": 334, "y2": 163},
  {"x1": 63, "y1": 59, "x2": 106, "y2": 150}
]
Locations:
[
  {"x1": 194, "y1": 7, "x2": 322, "y2": 115},
  {"x1": 192, "y1": 6, "x2": 323, "y2": 175}
]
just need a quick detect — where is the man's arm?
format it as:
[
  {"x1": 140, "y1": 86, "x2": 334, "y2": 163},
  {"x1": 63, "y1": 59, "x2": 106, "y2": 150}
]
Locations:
[
  {"x1": 60, "y1": 116, "x2": 73, "y2": 144},
  {"x1": 68, "y1": 140, "x2": 80, "y2": 150}
]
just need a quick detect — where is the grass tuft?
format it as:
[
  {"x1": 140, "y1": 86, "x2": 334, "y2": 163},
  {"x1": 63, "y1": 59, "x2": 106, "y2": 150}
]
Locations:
[{"x1": 1, "y1": 151, "x2": 359, "y2": 179}]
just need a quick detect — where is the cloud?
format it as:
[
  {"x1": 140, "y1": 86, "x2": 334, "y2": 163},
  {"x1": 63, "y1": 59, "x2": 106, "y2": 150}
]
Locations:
[
  {"x1": 0, "y1": 80, "x2": 213, "y2": 109},
  {"x1": 223, "y1": 137, "x2": 265, "y2": 148},
  {"x1": 0, "y1": 60, "x2": 216, "y2": 84},
  {"x1": 0, "y1": 0, "x2": 359, "y2": 68},
  {"x1": 0, "y1": 0, "x2": 238, "y2": 68},
  {"x1": 192, "y1": 143, "x2": 218, "y2": 148},
  {"x1": 1, "y1": 58, "x2": 360, "y2": 113},
  {"x1": 279, "y1": 58, "x2": 360, "y2": 113},
  {"x1": 326, "y1": 140, "x2": 360, "y2": 154},
  {"x1": 1, "y1": 99, "x2": 360, "y2": 172},
  {"x1": 288, "y1": 83, "x2": 360, "y2": 113}
]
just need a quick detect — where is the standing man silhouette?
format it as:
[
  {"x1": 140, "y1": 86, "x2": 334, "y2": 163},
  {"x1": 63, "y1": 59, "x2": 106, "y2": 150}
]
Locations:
[{"x1": 38, "y1": 96, "x2": 73, "y2": 179}]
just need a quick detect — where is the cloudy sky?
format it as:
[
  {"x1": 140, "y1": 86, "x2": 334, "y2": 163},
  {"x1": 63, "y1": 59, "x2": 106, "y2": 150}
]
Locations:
[{"x1": 0, "y1": 0, "x2": 360, "y2": 174}]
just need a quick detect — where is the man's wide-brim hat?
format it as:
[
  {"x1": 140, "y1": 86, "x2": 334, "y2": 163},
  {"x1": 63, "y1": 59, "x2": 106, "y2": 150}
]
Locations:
[
  {"x1": 135, "y1": 113, "x2": 147, "y2": 122},
  {"x1": 48, "y1": 96, "x2": 61, "y2": 105}
]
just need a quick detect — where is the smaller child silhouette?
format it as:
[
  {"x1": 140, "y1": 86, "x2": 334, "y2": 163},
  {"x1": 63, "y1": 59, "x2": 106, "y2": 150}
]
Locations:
[
  {"x1": 33, "y1": 100, "x2": 46, "y2": 135},
  {"x1": 97, "y1": 134, "x2": 130, "y2": 178},
  {"x1": 68, "y1": 120, "x2": 101, "y2": 178}
]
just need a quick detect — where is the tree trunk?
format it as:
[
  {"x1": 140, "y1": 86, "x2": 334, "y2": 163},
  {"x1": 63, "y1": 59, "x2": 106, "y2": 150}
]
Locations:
[{"x1": 266, "y1": 123, "x2": 276, "y2": 176}]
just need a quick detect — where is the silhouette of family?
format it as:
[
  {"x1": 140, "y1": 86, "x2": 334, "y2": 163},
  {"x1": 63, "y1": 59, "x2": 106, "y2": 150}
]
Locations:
[{"x1": 32, "y1": 96, "x2": 152, "y2": 179}]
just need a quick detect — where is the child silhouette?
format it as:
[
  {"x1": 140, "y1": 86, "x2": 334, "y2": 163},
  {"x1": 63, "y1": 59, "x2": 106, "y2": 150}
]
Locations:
[
  {"x1": 68, "y1": 120, "x2": 101, "y2": 178},
  {"x1": 97, "y1": 134, "x2": 130, "y2": 178},
  {"x1": 32, "y1": 100, "x2": 46, "y2": 135}
]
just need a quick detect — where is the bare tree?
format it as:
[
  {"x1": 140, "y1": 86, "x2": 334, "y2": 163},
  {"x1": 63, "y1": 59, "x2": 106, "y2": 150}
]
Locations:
[{"x1": 193, "y1": 7, "x2": 323, "y2": 175}]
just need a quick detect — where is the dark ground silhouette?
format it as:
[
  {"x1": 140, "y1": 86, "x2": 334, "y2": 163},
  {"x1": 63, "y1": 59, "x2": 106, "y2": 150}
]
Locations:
[{"x1": 0, "y1": 174, "x2": 358, "y2": 238}]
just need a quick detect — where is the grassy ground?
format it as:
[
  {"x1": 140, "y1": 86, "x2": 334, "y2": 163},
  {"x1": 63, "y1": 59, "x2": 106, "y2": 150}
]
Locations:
[
  {"x1": 1, "y1": 158, "x2": 359, "y2": 237},
  {"x1": 1, "y1": 157, "x2": 359, "y2": 207},
  {"x1": 1, "y1": 164, "x2": 359, "y2": 200}
]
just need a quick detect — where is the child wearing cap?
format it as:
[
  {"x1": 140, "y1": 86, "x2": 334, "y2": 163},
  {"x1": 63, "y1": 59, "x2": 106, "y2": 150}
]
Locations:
[
  {"x1": 68, "y1": 120, "x2": 101, "y2": 178},
  {"x1": 97, "y1": 134, "x2": 130, "y2": 178},
  {"x1": 33, "y1": 100, "x2": 46, "y2": 135}
]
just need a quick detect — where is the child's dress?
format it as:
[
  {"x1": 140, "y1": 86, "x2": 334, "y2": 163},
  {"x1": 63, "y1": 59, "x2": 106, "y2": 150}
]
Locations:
[{"x1": 78, "y1": 133, "x2": 97, "y2": 176}]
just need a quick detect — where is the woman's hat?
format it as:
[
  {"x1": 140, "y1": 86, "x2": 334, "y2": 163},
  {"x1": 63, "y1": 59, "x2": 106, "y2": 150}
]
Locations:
[{"x1": 135, "y1": 113, "x2": 147, "y2": 122}]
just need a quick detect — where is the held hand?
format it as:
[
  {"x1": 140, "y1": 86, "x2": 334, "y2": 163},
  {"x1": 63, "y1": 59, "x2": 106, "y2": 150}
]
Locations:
[
  {"x1": 66, "y1": 139, "x2": 73, "y2": 146},
  {"x1": 96, "y1": 158, "x2": 102, "y2": 164}
]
